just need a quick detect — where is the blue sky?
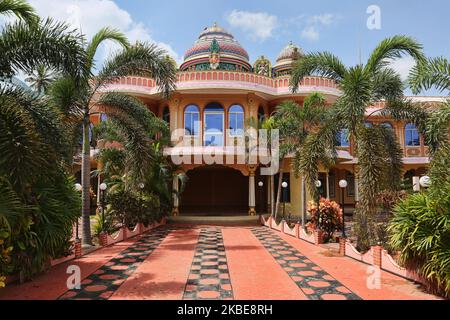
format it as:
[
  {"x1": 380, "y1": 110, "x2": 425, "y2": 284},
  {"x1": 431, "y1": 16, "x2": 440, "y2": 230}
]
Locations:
[{"x1": 24, "y1": 0, "x2": 450, "y2": 95}]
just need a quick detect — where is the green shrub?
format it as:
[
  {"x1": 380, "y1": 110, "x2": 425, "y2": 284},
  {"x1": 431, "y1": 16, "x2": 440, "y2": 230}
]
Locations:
[
  {"x1": 308, "y1": 198, "x2": 343, "y2": 243},
  {"x1": 388, "y1": 192, "x2": 450, "y2": 297},
  {"x1": 107, "y1": 189, "x2": 161, "y2": 228}
]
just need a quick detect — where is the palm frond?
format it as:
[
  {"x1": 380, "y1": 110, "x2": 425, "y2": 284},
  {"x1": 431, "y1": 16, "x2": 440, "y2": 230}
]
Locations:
[
  {"x1": 0, "y1": 18, "x2": 87, "y2": 80},
  {"x1": 290, "y1": 52, "x2": 347, "y2": 92},
  {"x1": 0, "y1": 0, "x2": 37, "y2": 24},
  {"x1": 409, "y1": 57, "x2": 450, "y2": 94},
  {"x1": 96, "y1": 42, "x2": 177, "y2": 98},
  {"x1": 86, "y1": 27, "x2": 129, "y2": 71},
  {"x1": 365, "y1": 35, "x2": 425, "y2": 73}
]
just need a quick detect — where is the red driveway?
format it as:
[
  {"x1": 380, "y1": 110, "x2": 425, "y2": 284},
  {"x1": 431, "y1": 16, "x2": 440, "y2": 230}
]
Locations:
[{"x1": 0, "y1": 225, "x2": 440, "y2": 300}]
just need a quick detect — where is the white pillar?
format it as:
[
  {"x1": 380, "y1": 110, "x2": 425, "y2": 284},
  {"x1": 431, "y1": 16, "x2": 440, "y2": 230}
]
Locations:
[
  {"x1": 301, "y1": 176, "x2": 306, "y2": 228},
  {"x1": 249, "y1": 169, "x2": 256, "y2": 216},
  {"x1": 270, "y1": 175, "x2": 275, "y2": 215},
  {"x1": 354, "y1": 177, "x2": 359, "y2": 202},
  {"x1": 172, "y1": 176, "x2": 179, "y2": 216},
  {"x1": 326, "y1": 172, "x2": 330, "y2": 199}
]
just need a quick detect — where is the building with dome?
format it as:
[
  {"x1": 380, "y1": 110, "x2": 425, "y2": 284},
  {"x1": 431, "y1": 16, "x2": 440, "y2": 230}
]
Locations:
[{"x1": 96, "y1": 23, "x2": 441, "y2": 219}]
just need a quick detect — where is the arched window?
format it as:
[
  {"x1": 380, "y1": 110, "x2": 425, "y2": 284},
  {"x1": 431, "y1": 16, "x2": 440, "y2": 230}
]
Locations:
[
  {"x1": 337, "y1": 129, "x2": 350, "y2": 147},
  {"x1": 162, "y1": 106, "x2": 170, "y2": 124},
  {"x1": 381, "y1": 122, "x2": 393, "y2": 130},
  {"x1": 100, "y1": 113, "x2": 108, "y2": 122},
  {"x1": 228, "y1": 105, "x2": 244, "y2": 136},
  {"x1": 258, "y1": 106, "x2": 265, "y2": 122},
  {"x1": 204, "y1": 103, "x2": 224, "y2": 146},
  {"x1": 405, "y1": 123, "x2": 420, "y2": 146},
  {"x1": 346, "y1": 171, "x2": 355, "y2": 197},
  {"x1": 364, "y1": 121, "x2": 373, "y2": 128},
  {"x1": 184, "y1": 105, "x2": 199, "y2": 136}
]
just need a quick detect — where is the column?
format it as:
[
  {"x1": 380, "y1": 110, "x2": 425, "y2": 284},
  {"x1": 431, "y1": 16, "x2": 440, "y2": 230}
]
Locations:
[
  {"x1": 172, "y1": 176, "x2": 180, "y2": 216},
  {"x1": 326, "y1": 172, "x2": 330, "y2": 199},
  {"x1": 354, "y1": 166, "x2": 360, "y2": 202},
  {"x1": 248, "y1": 167, "x2": 256, "y2": 216}
]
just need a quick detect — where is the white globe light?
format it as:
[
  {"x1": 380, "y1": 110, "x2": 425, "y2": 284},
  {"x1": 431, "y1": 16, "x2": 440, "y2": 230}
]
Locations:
[
  {"x1": 139, "y1": 183, "x2": 145, "y2": 189},
  {"x1": 339, "y1": 179, "x2": 348, "y2": 189},
  {"x1": 258, "y1": 181, "x2": 264, "y2": 187},
  {"x1": 315, "y1": 180, "x2": 322, "y2": 188},
  {"x1": 282, "y1": 182, "x2": 288, "y2": 188},
  {"x1": 419, "y1": 176, "x2": 431, "y2": 188},
  {"x1": 75, "y1": 183, "x2": 82, "y2": 192},
  {"x1": 100, "y1": 183, "x2": 108, "y2": 191}
]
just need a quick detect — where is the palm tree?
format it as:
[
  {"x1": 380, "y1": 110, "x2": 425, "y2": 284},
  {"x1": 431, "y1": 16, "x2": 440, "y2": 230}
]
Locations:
[
  {"x1": 272, "y1": 93, "x2": 329, "y2": 220},
  {"x1": 49, "y1": 28, "x2": 177, "y2": 246},
  {"x1": 291, "y1": 36, "x2": 426, "y2": 250},
  {"x1": 0, "y1": 3, "x2": 88, "y2": 279},
  {"x1": 25, "y1": 65, "x2": 57, "y2": 94},
  {"x1": 408, "y1": 57, "x2": 450, "y2": 202}
]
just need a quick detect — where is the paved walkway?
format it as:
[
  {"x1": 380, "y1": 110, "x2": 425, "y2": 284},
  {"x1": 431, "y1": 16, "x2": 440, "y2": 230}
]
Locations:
[{"x1": 0, "y1": 225, "x2": 440, "y2": 300}]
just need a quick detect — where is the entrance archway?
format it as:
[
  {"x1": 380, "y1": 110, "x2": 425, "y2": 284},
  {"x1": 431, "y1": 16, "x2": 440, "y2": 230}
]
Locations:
[{"x1": 180, "y1": 166, "x2": 248, "y2": 216}]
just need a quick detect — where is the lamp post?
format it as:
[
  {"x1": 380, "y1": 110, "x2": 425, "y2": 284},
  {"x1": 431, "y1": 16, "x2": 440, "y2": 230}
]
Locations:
[
  {"x1": 99, "y1": 183, "x2": 108, "y2": 232},
  {"x1": 315, "y1": 180, "x2": 322, "y2": 229},
  {"x1": 282, "y1": 181, "x2": 288, "y2": 220},
  {"x1": 419, "y1": 176, "x2": 431, "y2": 189},
  {"x1": 75, "y1": 183, "x2": 82, "y2": 240},
  {"x1": 258, "y1": 181, "x2": 264, "y2": 217},
  {"x1": 339, "y1": 179, "x2": 348, "y2": 238}
]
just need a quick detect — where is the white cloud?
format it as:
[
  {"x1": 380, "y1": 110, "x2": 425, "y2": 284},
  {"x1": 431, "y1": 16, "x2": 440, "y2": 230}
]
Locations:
[
  {"x1": 28, "y1": 0, "x2": 181, "y2": 66},
  {"x1": 301, "y1": 26, "x2": 320, "y2": 41},
  {"x1": 225, "y1": 10, "x2": 278, "y2": 41},
  {"x1": 290, "y1": 13, "x2": 340, "y2": 42},
  {"x1": 308, "y1": 14, "x2": 338, "y2": 26},
  {"x1": 389, "y1": 56, "x2": 416, "y2": 81}
]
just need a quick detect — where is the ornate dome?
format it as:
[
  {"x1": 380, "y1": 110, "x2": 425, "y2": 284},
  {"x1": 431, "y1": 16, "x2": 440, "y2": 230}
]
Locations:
[
  {"x1": 274, "y1": 41, "x2": 303, "y2": 75},
  {"x1": 180, "y1": 23, "x2": 251, "y2": 72}
]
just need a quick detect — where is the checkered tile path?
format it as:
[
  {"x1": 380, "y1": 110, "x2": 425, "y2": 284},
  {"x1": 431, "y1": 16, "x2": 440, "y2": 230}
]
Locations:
[
  {"x1": 59, "y1": 227, "x2": 171, "y2": 300},
  {"x1": 252, "y1": 227, "x2": 361, "y2": 300},
  {"x1": 183, "y1": 228, "x2": 233, "y2": 300}
]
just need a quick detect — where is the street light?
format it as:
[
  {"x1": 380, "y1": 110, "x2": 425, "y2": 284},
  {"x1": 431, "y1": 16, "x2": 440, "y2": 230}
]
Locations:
[
  {"x1": 315, "y1": 180, "x2": 322, "y2": 229},
  {"x1": 339, "y1": 179, "x2": 348, "y2": 238},
  {"x1": 74, "y1": 183, "x2": 82, "y2": 240},
  {"x1": 282, "y1": 181, "x2": 288, "y2": 220},
  {"x1": 258, "y1": 181, "x2": 264, "y2": 217},
  {"x1": 138, "y1": 182, "x2": 145, "y2": 190},
  {"x1": 99, "y1": 183, "x2": 108, "y2": 233},
  {"x1": 419, "y1": 176, "x2": 431, "y2": 189}
]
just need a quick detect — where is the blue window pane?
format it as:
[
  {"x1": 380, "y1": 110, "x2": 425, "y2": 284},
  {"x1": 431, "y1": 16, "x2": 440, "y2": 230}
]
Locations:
[
  {"x1": 204, "y1": 107, "x2": 224, "y2": 146},
  {"x1": 337, "y1": 129, "x2": 350, "y2": 147},
  {"x1": 405, "y1": 123, "x2": 420, "y2": 146},
  {"x1": 184, "y1": 105, "x2": 199, "y2": 136},
  {"x1": 381, "y1": 122, "x2": 393, "y2": 130},
  {"x1": 229, "y1": 106, "x2": 244, "y2": 136}
]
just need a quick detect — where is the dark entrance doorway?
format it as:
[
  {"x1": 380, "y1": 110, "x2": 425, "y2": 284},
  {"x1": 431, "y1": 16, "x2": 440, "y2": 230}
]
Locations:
[{"x1": 180, "y1": 166, "x2": 248, "y2": 216}]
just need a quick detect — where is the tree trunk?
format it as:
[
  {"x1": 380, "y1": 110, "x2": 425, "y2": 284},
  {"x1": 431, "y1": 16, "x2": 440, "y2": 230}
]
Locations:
[
  {"x1": 270, "y1": 174, "x2": 275, "y2": 216},
  {"x1": 274, "y1": 157, "x2": 285, "y2": 219},
  {"x1": 301, "y1": 176, "x2": 306, "y2": 229},
  {"x1": 81, "y1": 114, "x2": 92, "y2": 246}
]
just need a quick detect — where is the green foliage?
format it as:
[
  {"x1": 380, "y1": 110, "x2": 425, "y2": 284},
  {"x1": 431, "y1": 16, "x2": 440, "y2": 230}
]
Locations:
[
  {"x1": 107, "y1": 189, "x2": 161, "y2": 229},
  {"x1": 389, "y1": 192, "x2": 450, "y2": 297},
  {"x1": 0, "y1": 0, "x2": 38, "y2": 24},
  {"x1": 307, "y1": 198, "x2": 343, "y2": 243},
  {"x1": 290, "y1": 35, "x2": 425, "y2": 250}
]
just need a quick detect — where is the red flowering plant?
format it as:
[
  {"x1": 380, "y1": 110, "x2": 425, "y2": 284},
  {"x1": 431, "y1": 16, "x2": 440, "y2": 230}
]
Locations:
[{"x1": 307, "y1": 198, "x2": 343, "y2": 243}]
